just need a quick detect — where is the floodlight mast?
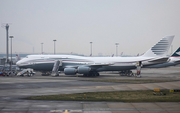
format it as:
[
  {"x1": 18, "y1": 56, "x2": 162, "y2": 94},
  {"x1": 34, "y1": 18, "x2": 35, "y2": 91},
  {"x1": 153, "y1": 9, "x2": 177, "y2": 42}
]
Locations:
[
  {"x1": 90, "y1": 42, "x2": 92, "y2": 56},
  {"x1": 6, "y1": 24, "x2": 9, "y2": 63},
  {"x1": 9, "y1": 36, "x2": 14, "y2": 71},
  {"x1": 41, "y1": 43, "x2": 44, "y2": 54},
  {"x1": 53, "y1": 40, "x2": 57, "y2": 54},
  {"x1": 1, "y1": 23, "x2": 11, "y2": 64},
  {"x1": 115, "y1": 43, "x2": 119, "y2": 57}
]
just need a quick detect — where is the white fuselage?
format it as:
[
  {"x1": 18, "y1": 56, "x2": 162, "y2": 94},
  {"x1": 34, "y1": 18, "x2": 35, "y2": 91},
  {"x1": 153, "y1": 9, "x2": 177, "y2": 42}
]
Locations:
[{"x1": 16, "y1": 54, "x2": 168, "y2": 72}]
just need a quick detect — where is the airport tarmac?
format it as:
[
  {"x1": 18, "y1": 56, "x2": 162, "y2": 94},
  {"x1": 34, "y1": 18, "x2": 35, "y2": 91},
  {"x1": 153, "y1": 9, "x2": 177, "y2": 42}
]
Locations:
[{"x1": 0, "y1": 66, "x2": 180, "y2": 113}]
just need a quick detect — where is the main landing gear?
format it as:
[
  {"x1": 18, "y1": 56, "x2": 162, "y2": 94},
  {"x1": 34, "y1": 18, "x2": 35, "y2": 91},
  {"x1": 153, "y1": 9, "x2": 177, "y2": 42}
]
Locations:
[
  {"x1": 83, "y1": 71, "x2": 100, "y2": 77},
  {"x1": 41, "y1": 72, "x2": 51, "y2": 76},
  {"x1": 119, "y1": 70, "x2": 134, "y2": 77}
]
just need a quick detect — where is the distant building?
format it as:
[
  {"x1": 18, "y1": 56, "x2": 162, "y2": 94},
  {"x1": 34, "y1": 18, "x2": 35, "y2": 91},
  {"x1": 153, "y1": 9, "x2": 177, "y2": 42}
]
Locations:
[{"x1": 0, "y1": 58, "x2": 6, "y2": 65}]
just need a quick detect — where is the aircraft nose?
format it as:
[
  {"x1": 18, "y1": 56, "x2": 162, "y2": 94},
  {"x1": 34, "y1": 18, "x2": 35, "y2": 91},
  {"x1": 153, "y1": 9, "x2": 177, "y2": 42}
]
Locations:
[{"x1": 16, "y1": 61, "x2": 21, "y2": 67}]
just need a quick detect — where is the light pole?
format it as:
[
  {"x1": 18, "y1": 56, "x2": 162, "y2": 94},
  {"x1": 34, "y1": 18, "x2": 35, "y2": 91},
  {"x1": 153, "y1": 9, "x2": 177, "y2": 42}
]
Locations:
[
  {"x1": 53, "y1": 40, "x2": 57, "y2": 54},
  {"x1": 90, "y1": 42, "x2": 92, "y2": 56},
  {"x1": 9, "y1": 36, "x2": 14, "y2": 71},
  {"x1": 6, "y1": 24, "x2": 9, "y2": 64},
  {"x1": 171, "y1": 45, "x2": 173, "y2": 55},
  {"x1": 41, "y1": 43, "x2": 43, "y2": 54},
  {"x1": 115, "y1": 43, "x2": 119, "y2": 57}
]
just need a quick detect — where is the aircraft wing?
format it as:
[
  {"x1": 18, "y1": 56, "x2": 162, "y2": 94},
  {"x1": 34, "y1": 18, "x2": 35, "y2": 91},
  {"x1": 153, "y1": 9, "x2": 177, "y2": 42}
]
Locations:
[
  {"x1": 147, "y1": 57, "x2": 169, "y2": 64},
  {"x1": 173, "y1": 60, "x2": 180, "y2": 63},
  {"x1": 64, "y1": 63, "x2": 114, "y2": 69},
  {"x1": 88, "y1": 63, "x2": 114, "y2": 66}
]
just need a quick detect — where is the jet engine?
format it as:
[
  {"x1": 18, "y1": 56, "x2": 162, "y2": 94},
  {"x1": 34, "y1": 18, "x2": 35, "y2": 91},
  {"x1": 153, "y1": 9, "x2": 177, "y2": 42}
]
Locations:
[
  {"x1": 64, "y1": 68, "x2": 77, "y2": 75},
  {"x1": 78, "y1": 67, "x2": 91, "y2": 74}
]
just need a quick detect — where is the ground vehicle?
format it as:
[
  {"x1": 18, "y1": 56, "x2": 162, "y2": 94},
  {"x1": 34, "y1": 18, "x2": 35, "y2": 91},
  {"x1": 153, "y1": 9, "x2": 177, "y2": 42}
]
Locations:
[
  {"x1": 17, "y1": 68, "x2": 35, "y2": 77},
  {"x1": 0, "y1": 72, "x2": 4, "y2": 76}
]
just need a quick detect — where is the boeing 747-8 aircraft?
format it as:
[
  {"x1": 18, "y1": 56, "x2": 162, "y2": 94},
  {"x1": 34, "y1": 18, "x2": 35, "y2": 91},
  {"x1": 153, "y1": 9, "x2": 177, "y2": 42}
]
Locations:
[{"x1": 16, "y1": 36, "x2": 174, "y2": 76}]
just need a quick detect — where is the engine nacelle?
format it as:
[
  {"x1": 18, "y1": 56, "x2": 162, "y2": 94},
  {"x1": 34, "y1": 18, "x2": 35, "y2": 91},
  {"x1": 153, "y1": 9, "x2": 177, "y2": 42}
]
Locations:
[
  {"x1": 64, "y1": 68, "x2": 77, "y2": 75},
  {"x1": 78, "y1": 67, "x2": 91, "y2": 74}
]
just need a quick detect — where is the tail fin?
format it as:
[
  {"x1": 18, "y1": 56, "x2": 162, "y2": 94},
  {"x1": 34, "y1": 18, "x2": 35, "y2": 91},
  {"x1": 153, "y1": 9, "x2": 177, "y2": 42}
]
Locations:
[
  {"x1": 171, "y1": 47, "x2": 180, "y2": 57},
  {"x1": 120, "y1": 52, "x2": 123, "y2": 56},
  {"x1": 112, "y1": 54, "x2": 114, "y2": 57},
  {"x1": 15, "y1": 54, "x2": 21, "y2": 61},
  {"x1": 142, "y1": 35, "x2": 174, "y2": 57}
]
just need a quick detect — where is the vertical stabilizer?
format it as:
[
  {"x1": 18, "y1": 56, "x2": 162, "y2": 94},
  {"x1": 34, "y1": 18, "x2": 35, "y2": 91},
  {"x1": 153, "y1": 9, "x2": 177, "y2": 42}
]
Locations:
[
  {"x1": 171, "y1": 47, "x2": 180, "y2": 57},
  {"x1": 142, "y1": 36, "x2": 174, "y2": 57}
]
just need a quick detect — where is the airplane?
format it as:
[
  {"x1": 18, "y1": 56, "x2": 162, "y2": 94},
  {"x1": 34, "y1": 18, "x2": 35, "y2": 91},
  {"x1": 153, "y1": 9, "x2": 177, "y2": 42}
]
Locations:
[
  {"x1": 16, "y1": 36, "x2": 174, "y2": 76},
  {"x1": 144, "y1": 47, "x2": 180, "y2": 68},
  {"x1": 120, "y1": 52, "x2": 123, "y2": 56}
]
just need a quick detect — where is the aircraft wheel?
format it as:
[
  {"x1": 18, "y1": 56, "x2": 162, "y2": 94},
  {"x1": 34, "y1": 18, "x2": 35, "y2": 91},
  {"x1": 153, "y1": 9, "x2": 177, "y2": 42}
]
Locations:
[
  {"x1": 88, "y1": 72, "x2": 93, "y2": 76},
  {"x1": 87, "y1": 73, "x2": 91, "y2": 76},
  {"x1": 93, "y1": 72, "x2": 97, "y2": 76},
  {"x1": 83, "y1": 74, "x2": 87, "y2": 77},
  {"x1": 91, "y1": 72, "x2": 96, "y2": 76}
]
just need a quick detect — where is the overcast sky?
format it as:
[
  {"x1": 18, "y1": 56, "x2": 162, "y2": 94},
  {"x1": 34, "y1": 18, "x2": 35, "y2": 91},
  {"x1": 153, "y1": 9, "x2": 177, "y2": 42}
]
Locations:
[{"x1": 0, "y1": 0, "x2": 180, "y2": 56}]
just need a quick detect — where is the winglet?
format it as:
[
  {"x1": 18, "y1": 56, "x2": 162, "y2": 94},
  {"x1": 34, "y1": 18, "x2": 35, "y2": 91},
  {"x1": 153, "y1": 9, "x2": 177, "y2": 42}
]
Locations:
[{"x1": 142, "y1": 36, "x2": 174, "y2": 57}]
